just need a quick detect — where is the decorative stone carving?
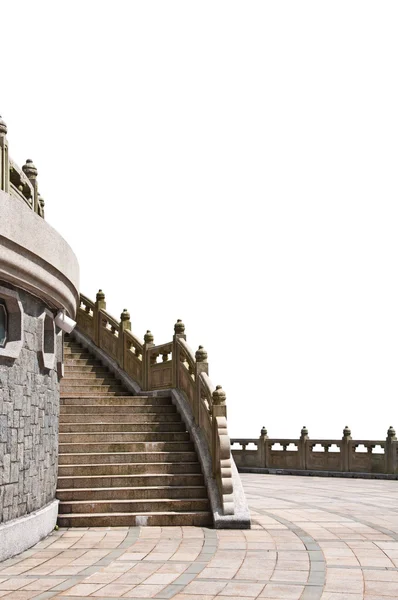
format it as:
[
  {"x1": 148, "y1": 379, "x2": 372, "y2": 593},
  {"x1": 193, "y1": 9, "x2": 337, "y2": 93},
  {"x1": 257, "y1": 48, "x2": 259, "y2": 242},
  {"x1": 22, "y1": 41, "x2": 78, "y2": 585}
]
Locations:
[
  {"x1": 0, "y1": 284, "x2": 23, "y2": 359},
  {"x1": 38, "y1": 308, "x2": 56, "y2": 370}
]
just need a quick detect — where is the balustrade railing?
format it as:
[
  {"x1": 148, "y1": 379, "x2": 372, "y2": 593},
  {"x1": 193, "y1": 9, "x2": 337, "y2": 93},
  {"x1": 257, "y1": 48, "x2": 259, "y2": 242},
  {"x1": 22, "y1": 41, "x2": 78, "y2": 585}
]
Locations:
[
  {"x1": 0, "y1": 116, "x2": 44, "y2": 218},
  {"x1": 76, "y1": 290, "x2": 234, "y2": 516},
  {"x1": 231, "y1": 425, "x2": 398, "y2": 475}
]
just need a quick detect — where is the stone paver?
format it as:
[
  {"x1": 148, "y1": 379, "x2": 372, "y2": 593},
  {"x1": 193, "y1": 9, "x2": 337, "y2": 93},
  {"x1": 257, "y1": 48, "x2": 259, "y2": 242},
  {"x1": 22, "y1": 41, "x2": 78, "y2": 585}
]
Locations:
[{"x1": 2, "y1": 474, "x2": 398, "y2": 598}]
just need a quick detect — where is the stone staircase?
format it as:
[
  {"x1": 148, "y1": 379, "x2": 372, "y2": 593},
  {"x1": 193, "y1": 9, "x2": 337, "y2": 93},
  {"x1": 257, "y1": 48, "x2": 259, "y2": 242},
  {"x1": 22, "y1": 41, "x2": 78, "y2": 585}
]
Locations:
[{"x1": 57, "y1": 337, "x2": 212, "y2": 527}]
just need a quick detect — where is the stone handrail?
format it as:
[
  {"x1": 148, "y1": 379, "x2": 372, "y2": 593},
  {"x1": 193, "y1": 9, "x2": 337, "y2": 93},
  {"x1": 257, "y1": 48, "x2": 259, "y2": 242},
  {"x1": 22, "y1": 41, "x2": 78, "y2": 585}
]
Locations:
[
  {"x1": 231, "y1": 425, "x2": 398, "y2": 475},
  {"x1": 76, "y1": 290, "x2": 235, "y2": 516},
  {"x1": 0, "y1": 116, "x2": 44, "y2": 218}
]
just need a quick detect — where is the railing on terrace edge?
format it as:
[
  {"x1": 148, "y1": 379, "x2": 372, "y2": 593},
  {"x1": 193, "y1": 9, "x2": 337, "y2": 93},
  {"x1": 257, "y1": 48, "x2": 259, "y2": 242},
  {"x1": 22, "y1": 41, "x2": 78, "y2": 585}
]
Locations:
[
  {"x1": 77, "y1": 290, "x2": 234, "y2": 516},
  {"x1": 231, "y1": 425, "x2": 398, "y2": 475},
  {"x1": 0, "y1": 116, "x2": 45, "y2": 218}
]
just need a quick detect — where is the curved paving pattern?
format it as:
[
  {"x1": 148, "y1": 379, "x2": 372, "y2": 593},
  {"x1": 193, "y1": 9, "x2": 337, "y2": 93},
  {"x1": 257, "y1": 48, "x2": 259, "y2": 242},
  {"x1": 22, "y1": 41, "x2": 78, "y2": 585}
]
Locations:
[{"x1": 1, "y1": 474, "x2": 398, "y2": 599}]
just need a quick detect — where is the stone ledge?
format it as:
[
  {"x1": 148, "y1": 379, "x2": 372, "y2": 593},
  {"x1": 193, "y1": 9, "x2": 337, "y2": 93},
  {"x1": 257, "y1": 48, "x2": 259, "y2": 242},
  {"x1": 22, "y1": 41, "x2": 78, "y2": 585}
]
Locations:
[
  {"x1": 238, "y1": 466, "x2": 398, "y2": 479},
  {"x1": 0, "y1": 500, "x2": 59, "y2": 562},
  {"x1": 0, "y1": 190, "x2": 79, "y2": 317}
]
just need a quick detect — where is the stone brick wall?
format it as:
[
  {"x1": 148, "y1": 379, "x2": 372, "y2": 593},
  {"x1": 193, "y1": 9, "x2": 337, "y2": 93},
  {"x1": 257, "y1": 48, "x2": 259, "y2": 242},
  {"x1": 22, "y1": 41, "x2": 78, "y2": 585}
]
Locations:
[{"x1": 0, "y1": 283, "x2": 59, "y2": 524}]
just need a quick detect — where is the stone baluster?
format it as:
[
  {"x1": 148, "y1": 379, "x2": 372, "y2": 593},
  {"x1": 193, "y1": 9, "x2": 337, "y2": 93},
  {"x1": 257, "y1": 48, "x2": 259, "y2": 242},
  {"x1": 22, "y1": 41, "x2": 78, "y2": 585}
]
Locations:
[
  {"x1": 172, "y1": 319, "x2": 186, "y2": 388},
  {"x1": 341, "y1": 426, "x2": 352, "y2": 472},
  {"x1": 259, "y1": 426, "x2": 269, "y2": 468},
  {"x1": 22, "y1": 159, "x2": 38, "y2": 213},
  {"x1": 0, "y1": 116, "x2": 9, "y2": 193},
  {"x1": 119, "y1": 309, "x2": 131, "y2": 369},
  {"x1": 143, "y1": 330, "x2": 154, "y2": 389},
  {"x1": 386, "y1": 426, "x2": 397, "y2": 474},
  {"x1": 94, "y1": 289, "x2": 106, "y2": 345},
  {"x1": 195, "y1": 345, "x2": 208, "y2": 425},
  {"x1": 299, "y1": 426, "x2": 308, "y2": 470}
]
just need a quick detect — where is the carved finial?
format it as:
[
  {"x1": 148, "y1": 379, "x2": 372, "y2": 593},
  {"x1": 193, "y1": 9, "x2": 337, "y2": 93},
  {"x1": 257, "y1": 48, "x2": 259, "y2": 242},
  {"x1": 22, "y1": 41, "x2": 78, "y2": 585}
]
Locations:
[
  {"x1": 195, "y1": 345, "x2": 208, "y2": 362},
  {"x1": 120, "y1": 309, "x2": 130, "y2": 321},
  {"x1": 212, "y1": 385, "x2": 226, "y2": 405},
  {"x1": 301, "y1": 425, "x2": 308, "y2": 437},
  {"x1": 22, "y1": 159, "x2": 38, "y2": 180},
  {"x1": 96, "y1": 289, "x2": 105, "y2": 302},
  {"x1": 174, "y1": 319, "x2": 185, "y2": 335},
  {"x1": 144, "y1": 330, "x2": 154, "y2": 344},
  {"x1": 261, "y1": 426, "x2": 267, "y2": 437},
  {"x1": 387, "y1": 426, "x2": 396, "y2": 439},
  {"x1": 0, "y1": 115, "x2": 7, "y2": 136},
  {"x1": 343, "y1": 425, "x2": 351, "y2": 438}
]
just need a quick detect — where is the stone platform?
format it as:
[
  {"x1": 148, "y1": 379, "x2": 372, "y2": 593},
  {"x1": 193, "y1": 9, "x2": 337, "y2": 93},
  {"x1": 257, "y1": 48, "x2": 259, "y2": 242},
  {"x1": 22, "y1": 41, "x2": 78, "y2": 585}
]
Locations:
[{"x1": 0, "y1": 474, "x2": 397, "y2": 599}]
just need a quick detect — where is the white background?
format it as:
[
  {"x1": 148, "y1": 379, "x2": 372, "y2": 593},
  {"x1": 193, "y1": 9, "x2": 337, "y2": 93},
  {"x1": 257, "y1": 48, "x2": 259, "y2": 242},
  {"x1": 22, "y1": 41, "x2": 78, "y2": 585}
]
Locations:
[{"x1": 1, "y1": 1, "x2": 398, "y2": 440}]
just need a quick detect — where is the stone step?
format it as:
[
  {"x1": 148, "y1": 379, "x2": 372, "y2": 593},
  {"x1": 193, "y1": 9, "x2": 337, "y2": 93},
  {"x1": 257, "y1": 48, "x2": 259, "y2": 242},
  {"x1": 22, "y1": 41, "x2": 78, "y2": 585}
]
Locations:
[
  {"x1": 59, "y1": 441, "x2": 195, "y2": 453},
  {"x1": 61, "y1": 385, "x2": 128, "y2": 394},
  {"x1": 62, "y1": 377, "x2": 121, "y2": 386},
  {"x1": 59, "y1": 431, "x2": 190, "y2": 443},
  {"x1": 60, "y1": 396, "x2": 173, "y2": 406},
  {"x1": 56, "y1": 486, "x2": 208, "y2": 501},
  {"x1": 60, "y1": 404, "x2": 177, "y2": 414},
  {"x1": 64, "y1": 366, "x2": 110, "y2": 375},
  {"x1": 65, "y1": 358, "x2": 105, "y2": 366},
  {"x1": 59, "y1": 422, "x2": 187, "y2": 433},
  {"x1": 58, "y1": 451, "x2": 198, "y2": 465},
  {"x1": 59, "y1": 413, "x2": 182, "y2": 423},
  {"x1": 56, "y1": 473, "x2": 205, "y2": 488},
  {"x1": 57, "y1": 511, "x2": 213, "y2": 528},
  {"x1": 60, "y1": 392, "x2": 132, "y2": 398},
  {"x1": 57, "y1": 462, "x2": 202, "y2": 476},
  {"x1": 58, "y1": 498, "x2": 210, "y2": 514},
  {"x1": 64, "y1": 352, "x2": 94, "y2": 359}
]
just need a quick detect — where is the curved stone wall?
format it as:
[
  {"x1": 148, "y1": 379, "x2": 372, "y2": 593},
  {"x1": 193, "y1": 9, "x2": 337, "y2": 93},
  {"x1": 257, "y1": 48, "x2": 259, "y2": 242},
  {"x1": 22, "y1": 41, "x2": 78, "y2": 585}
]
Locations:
[
  {"x1": 0, "y1": 190, "x2": 79, "y2": 318},
  {"x1": 0, "y1": 283, "x2": 60, "y2": 525}
]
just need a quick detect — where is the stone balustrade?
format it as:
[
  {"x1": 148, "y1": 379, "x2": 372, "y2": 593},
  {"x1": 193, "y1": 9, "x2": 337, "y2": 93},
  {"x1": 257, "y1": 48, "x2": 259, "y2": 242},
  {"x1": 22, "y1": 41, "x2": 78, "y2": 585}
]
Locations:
[
  {"x1": 77, "y1": 291, "x2": 235, "y2": 517},
  {"x1": 231, "y1": 425, "x2": 398, "y2": 476},
  {"x1": 0, "y1": 116, "x2": 44, "y2": 218}
]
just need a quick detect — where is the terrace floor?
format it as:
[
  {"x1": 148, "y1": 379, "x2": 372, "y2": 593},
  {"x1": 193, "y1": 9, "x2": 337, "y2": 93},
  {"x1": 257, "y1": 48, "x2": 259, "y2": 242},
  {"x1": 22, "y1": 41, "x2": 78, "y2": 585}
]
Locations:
[{"x1": 1, "y1": 474, "x2": 398, "y2": 599}]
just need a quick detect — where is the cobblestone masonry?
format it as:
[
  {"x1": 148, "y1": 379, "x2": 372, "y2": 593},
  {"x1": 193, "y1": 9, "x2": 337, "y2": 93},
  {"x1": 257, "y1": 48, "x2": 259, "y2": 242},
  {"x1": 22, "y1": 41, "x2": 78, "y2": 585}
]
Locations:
[{"x1": 0, "y1": 283, "x2": 59, "y2": 524}]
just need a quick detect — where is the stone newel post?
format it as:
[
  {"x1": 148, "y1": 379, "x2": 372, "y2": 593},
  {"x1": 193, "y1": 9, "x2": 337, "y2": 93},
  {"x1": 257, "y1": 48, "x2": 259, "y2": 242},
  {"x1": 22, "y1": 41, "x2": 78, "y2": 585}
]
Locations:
[
  {"x1": 94, "y1": 289, "x2": 106, "y2": 345},
  {"x1": 119, "y1": 309, "x2": 131, "y2": 369},
  {"x1": 341, "y1": 426, "x2": 352, "y2": 472},
  {"x1": 172, "y1": 319, "x2": 186, "y2": 389},
  {"x1": 212, "y1": 385, "x2": 227, "y2": 476},
  {"x1": 143, "y1": 330, "x2": 154, "y2": 390},
  {"x1": 386, "y1": 426, "x2": 397, "y2": 474},
  {"x1": 259, "y1": 426, "x2": 268, "y2": 468},
  {"x1": 299, "y1": 426, "x2": 308, "y2": 470},
  {"x1": 22, "y1": 159, "x2": 39, "y2": 213},
  {"x1": 195, "y1": 346, "x2": 208, "y2": 424}
]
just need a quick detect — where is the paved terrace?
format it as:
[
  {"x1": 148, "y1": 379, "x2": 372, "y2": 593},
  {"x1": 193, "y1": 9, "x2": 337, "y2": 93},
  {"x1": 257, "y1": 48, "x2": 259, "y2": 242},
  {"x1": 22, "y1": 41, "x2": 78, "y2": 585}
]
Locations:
[{"x1": 1, "y1": 474, "x2": 398, "y2": 600}]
